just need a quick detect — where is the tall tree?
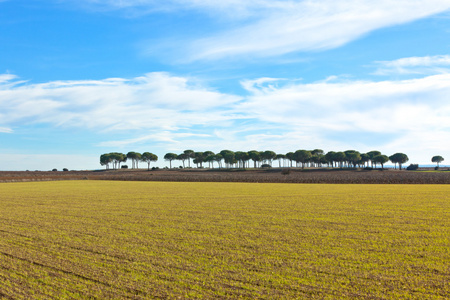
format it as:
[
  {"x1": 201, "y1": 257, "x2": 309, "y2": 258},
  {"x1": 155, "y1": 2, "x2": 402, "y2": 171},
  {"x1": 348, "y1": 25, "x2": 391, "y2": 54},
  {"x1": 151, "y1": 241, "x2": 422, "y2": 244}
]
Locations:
[
  {"x1": 183, "y1": 150, "x2": 194, "y2": 168},
  {"x1": 285, "y1": 152, "x2": 295, "y2": 168},
  {"x1": 235, "y1": 151, "x2": 250, "y2": 169},
  {"x1": 126, "y1": 152, "x2": 137, "y2": 169},
  {"x1": 248, "y1": 150, "x2": 261, "y2": 168},
  {"x1": 311, "y1": 153, "x2": 326, "y2": 168},
  {"x1": 220, "y1": 150, "x2": 235, "y2": 168},
  {"x1": 194, "y1": 152, "x2": 205, "y2": 168},
  {"x1": 203, "y1": 151, "x2": 215, "y2": 168},
  {"x1": 261, "y1": 150, "x2": 276, "y2": 166},
  {"x1": 345, "y1": 150, "x2": 361, "y2": 168},
  {"x1": 276, "y1": 154, "x2": 285, "y2": 167},
  {"x1": 360, "y1": 153, "x2": 370, "y2": 168},
  {"x1": 164, "y1": 153, "x2": 177, "y2": 169},
  {"x1": 432, "y1": 155, "x2": 444, "y2": 168},
  {"x1": 100, "y1": 153, "x2": 113, "y2": 169},
  {"x1": 325, "y1": 151, "x2": 336, "y2": 168},
  {"x1": 373, "y1": 155, "x2": 389, "y2": 169},
  {"x1": 367, "y1": 151, "x2": 381, "y2": 168},
  {"x1": 389, "y1": 153, "x2": 409, "y2": 170},
  {"x1": 135, "y1": 152, "x2": 142, "y2": 169},
  {"x1": 214, "y1": 154, "x2": 223, "y2": 168},
  {"x1": 334, "y1": 152, "x2": 346, "y2": 168},
  {"x1": 294, "y1": 150, "x2": 312, "y2": 169},
  {"x1": 105, "y1": 152, "x2": 126, "y2": 169},
  {"x1": 141, "y1": 152, "x2": 158, "y2": 170},
  {"x1": 311, "y1": 149, "x2": 324, "y2": 166},
  {"x1": 177, "y1": 153, "x2": 189, "y2": 168},
  {"x1": 204, "y1": 153, "x2": 216, "y2": 168},
  {"x1": 126, "y1": 152, "x2": 141, "y2": 169}
]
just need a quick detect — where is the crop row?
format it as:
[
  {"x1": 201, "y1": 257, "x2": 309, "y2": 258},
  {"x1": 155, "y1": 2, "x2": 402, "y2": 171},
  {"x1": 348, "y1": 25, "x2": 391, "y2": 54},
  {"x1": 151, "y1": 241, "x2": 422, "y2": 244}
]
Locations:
[{"x1": 1, "y1": 169, "x2": 450, "y2": 184}]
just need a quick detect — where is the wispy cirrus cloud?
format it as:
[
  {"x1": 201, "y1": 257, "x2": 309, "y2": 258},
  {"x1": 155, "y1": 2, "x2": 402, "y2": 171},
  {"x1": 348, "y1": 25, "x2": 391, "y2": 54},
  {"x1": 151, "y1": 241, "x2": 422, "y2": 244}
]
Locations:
[
  {"x1": 184, "y1": 0, "x2": 450, "y2": 61},
  {"x1": 74, "y1": 1, "x2": 450, "y2": 62},
  {"x1": 374, "y1": 55, "x2": 450, "y2": 75},
  {"x1": 0, "y1": 72, "x2": 242, "y2": 133},
  {"x1": 0, "y1": 127, "x2": 13, "y2": 133},
  {"x1": 170, "y1": 1, "x2": 450, "y2": 62},
  {"x1": 97, "y1": 132, "x2": 212, "y2": 147},
  {"x1": 0, "y1": 74, "x2": 18, "y2": 83}
]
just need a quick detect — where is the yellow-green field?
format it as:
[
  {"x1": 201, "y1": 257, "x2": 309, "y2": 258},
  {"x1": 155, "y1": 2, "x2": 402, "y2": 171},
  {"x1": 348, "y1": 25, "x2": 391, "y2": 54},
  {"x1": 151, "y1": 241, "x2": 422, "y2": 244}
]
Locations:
[{"x1": 0, "y1": 181, "x2": 449, "y2": 299}]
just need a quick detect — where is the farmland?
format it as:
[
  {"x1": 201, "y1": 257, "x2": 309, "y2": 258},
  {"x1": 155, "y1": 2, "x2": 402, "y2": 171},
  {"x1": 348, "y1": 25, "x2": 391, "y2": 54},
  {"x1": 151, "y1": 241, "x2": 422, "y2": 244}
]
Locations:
[
  {"x1": 0, "y1": 181, "x2": 449, "y2": 299},
  {"x1": 1, "y1": 168, "x2": 450, "y2": 184}
]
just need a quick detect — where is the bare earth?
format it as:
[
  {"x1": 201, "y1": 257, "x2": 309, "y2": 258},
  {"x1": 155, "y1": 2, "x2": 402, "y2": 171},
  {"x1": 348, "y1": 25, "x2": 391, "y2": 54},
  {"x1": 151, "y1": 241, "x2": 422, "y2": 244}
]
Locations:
[{"x1": 1, "y1": 168, "x2": 450, "y2": 184}]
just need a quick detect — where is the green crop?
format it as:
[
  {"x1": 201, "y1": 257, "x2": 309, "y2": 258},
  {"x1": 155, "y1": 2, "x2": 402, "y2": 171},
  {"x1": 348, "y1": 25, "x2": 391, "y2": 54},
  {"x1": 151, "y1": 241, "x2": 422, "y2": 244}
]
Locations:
[{"x1": 0, "y1": 181, "x2": 449, "y2": 299}]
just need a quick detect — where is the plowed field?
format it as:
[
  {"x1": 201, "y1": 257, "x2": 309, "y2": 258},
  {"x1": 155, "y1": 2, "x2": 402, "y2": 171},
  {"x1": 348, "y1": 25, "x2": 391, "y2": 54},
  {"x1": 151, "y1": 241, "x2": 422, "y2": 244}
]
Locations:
[{"x1": 0, "y1": 181, "x2": 449, "y2": 299}]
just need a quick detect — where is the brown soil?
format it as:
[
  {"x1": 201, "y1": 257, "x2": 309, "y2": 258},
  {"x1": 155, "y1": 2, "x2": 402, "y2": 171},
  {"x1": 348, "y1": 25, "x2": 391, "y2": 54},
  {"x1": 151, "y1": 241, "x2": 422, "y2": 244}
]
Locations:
[{"x1": 1, "y1": 168, "x2": 450, "y2": 184}]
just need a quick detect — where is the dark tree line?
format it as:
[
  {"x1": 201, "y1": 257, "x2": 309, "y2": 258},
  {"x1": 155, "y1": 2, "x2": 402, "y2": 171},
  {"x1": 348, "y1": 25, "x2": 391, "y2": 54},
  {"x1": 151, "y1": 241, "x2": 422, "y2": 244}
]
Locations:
[
  {"x1": 100, "y1": 150, "x2": 447, "y2": 170},
  {"x1": 100, "y1": 152, "x2": 158, "y2": 170},
  {"x1": 161, "y1": 149, "x2": 410, "y2": 170}
]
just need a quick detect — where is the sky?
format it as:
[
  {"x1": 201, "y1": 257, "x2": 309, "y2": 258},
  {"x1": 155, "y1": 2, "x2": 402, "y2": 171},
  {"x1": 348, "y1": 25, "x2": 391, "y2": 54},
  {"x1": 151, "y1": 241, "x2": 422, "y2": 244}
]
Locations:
[{"x1": 1, "y1": 0, "x2": 450, "y2": 170}]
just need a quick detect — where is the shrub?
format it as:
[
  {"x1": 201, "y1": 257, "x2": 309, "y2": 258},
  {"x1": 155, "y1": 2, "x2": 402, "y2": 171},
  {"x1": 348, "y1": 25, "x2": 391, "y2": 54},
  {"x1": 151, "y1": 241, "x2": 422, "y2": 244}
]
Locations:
[
  {"x1": 52, "y1": 169, "x2": 57, "y2": 172},
  {"x1": 261, "y1": 164, "x2": 272, "y2": 168},
  {"x1": 406, "y1": 164, "x2": 419, "y2": 171},
  {"x1": 281, "y1": 169, "x2": 291, "y2": 175},
  {"x1": 152, "y1": 167, "x2": 159, "y2": 170},
  {"x1": 435, "y1": 166, "x2": 440, "y2": 170},
  {"x1": 121, "y1": 165, "x2": 128, "y2": 169},
  {"x1": 63, "y1": 168, "x2": 69, "y2": 172}
]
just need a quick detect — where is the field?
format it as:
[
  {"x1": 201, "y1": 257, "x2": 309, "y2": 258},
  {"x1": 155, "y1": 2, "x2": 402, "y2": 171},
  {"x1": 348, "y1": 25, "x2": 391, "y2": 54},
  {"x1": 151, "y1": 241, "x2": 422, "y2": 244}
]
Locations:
[
  {"x1": 1, "y1": 168, "x2": 450, "y2": 184},
  {"x1": 1, "y1": 181, "x2": 449, "y2": 299}
]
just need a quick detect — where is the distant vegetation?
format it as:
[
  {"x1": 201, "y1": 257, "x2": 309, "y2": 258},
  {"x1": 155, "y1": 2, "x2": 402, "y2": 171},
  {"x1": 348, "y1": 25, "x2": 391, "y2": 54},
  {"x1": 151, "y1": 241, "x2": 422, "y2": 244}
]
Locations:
[
  {"x1": 432, "y1": 155, "x2": 444, "y2": 168},
  {"x1": 100, "y1": 152, "x2": 158, "y2": 170},
  {"x1": 99, "y1": 149, "x2": 419, "y2": 170}
]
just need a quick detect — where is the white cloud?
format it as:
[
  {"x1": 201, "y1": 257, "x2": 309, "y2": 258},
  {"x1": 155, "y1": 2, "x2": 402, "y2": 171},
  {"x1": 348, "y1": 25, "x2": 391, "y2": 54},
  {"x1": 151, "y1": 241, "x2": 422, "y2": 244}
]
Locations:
[
  {"x1": 77, "y1": 0, "x2": 450, "y2": 61},
  {"x1": 2, "y1": 71, "x2": 450, "y2": 164},
  {"x1": 0, "y1": 127, "x2": 13, "y2": 133},
  {"x1": 0, "y1": 74, "x2": 18, "y2": 83},
  {"x1": 0, "y1": 72, "x2": 242, "y2": 132},
  {"x1": 183, "y1": 0, "x2": 450, "y2": 61},
  {"x1": 238, "y1": 74, "x2": 450, "y2": 162},
  {"x1": 97, "y1": 132, "x2": 211, "y2": 147},
  {"x1": 374, "y1": 55, "x2": 450, "y2": 75}
]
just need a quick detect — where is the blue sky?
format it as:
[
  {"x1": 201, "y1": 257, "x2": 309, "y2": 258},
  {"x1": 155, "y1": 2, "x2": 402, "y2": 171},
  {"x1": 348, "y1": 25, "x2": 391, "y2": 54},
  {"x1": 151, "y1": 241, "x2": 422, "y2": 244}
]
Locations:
[{"x1": 1, "y1": 0, "x2": 450, "y2": 170}]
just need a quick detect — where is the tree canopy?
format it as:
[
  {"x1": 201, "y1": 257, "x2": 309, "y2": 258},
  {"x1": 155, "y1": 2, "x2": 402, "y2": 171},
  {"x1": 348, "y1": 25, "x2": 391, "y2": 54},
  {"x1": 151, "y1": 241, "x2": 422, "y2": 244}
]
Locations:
[
  {"x1": 431, "y1": 155, "x2": 444, "y2": 167},
  {"x1": 389, "y1": 153, "x2": 409, "y2": 170},
  {"x1": 141, "y1": 152, "x2": 158, "y2": 170},
  {"x1": 164, "y1": 153, "x2": 177, "y2": 169},
  {"x1": 100, "y1": 148, "x2": 416, "y2": 170}
]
